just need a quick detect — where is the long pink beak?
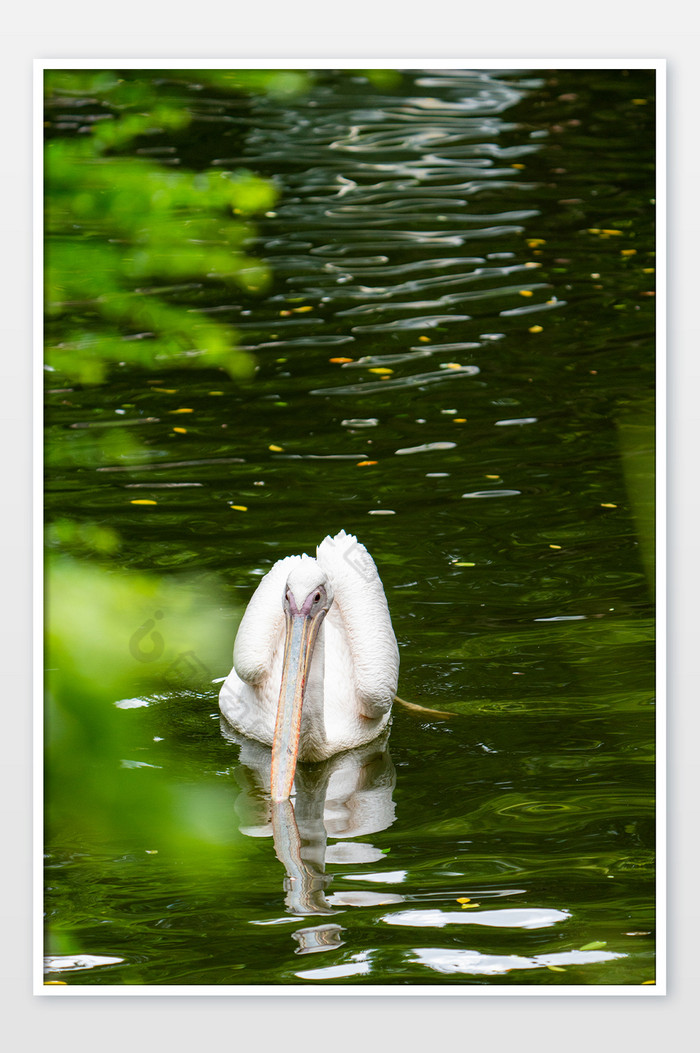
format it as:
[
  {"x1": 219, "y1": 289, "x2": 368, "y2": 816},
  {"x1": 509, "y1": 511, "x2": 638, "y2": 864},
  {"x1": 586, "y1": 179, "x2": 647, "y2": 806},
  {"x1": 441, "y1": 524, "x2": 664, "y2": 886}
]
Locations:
[{"x1": 270, "y1": 607, "x2": 325, "y2": 801}]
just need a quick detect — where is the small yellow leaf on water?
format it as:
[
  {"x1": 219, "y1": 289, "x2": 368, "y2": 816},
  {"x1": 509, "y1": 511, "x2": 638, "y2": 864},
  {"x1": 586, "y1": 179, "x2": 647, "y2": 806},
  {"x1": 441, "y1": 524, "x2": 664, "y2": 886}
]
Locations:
[
  {"x1": 329, "y1": 357, "x2": 353, "y2": 364},
  {"x1": 643, "y1": 268, "x2": 655, "y2": 274},
  {"x1": 453, "y1": 562, "x2": 475, "y2": 567},
  {"x1": 485, "y1": 474, "x2": 500, "y2": 479},
  {"x1": 44, "y1": 981, "x2": 67, "y2": 985},
  {"x1": 547, "y1": 966, "x2": 566, "y2": 973},
  {"x1": 279, "y1": 309, "x2": 292, "y2": 316},
  {"x1": 208, "y1": 391, "x2": 225, "y2": 395},
  {"x1": 292, "y1": 305, "x2": 314, "y2": 313},
  {"x1": 151, "y1": 388, "x2": 177, "y2": 394},
  {"x1": 230, "y1": 505, "x2": 248, "y2": 512},
  {"x1": 529, "y1": 325, "x2": 544, "y2": 333},
  {"x1": 621, "y1": 249, "x2": 637, "y2": 256},
  {"x1": 357, "y1": 460, "x2": 378, "y2": 467},
  {"x1": 269, "y1": 444, "x2": 284, "y2": 452},
  {"x1": 549, "y1": 544, "x2": 562, "y2": 550},
  {"x1": 602, "y1": 229, "x2": 623, "y2": 236},
  {"x1": 444, "y1": 362, "x2": 462, "y2": 370},
  {"x1": 642, "y1": 980, "x2": 655, "y2": 985},
  {"x1": 457, "y1": 897, "x2": 470, "y2": 903},
  {"x1": 519, "y1": 289, "x2": 534, "y2": 297},
  {"x1": 601, "y1": 502, "x2": 617, "y2": 508},
  {"x1": 368, "y1": 367, "x2": 393, "y2": 375},
  {"x1": 524, "y1": 261, "x2": 541, "y2": 268},
  {"x1": 130, "y1": 499, "x2": 157, "y2": 506},
  {"x1": 527, "y1": 238, "x2": 546, "y2": 247},
  {"x1": 170, "y1": 407, "x2": 194, "y2": 414},
  {"x1": 418, "y1": 335, "x2": 431, "y2": 342},
  {"x1": 172, "y1": 427, "x2": 187, "y2": 434},
  {"x1": 453, "y1": 418, "x2": 467, "y2": 423},
  {"x1": 511, "y1": 163, "x2": 525, "y2": 169}
]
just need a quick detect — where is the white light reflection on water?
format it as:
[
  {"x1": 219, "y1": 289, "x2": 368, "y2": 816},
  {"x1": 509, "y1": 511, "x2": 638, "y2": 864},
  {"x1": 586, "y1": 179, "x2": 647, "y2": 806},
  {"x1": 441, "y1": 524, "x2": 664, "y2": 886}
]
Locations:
[
  {"x1": 383, "y1": 907, "x2": 571, "y2": 929},
  {"x1": 412, "y1": 946, "x2": 625, "y2": 976}
]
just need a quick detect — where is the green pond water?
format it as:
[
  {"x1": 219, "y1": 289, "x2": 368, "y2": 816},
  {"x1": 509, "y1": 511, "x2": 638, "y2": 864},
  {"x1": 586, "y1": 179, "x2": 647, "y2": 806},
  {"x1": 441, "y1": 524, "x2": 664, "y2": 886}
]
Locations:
[{"x1": 44, "y1": 67, "x2": 657, "y2": 988}]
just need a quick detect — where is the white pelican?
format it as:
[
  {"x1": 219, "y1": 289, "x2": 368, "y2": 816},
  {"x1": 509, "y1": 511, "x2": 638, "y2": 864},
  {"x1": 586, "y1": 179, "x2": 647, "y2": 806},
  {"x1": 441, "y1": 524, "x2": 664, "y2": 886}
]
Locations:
[{"x1": 219, "y1": 530, "x2": 399, "y2": 801}]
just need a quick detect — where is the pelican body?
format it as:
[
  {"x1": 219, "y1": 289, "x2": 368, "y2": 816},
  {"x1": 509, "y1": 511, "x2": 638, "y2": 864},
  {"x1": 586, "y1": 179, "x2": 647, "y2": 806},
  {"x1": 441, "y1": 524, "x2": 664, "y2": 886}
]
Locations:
[{"x1": 219, "y1": 530, "x2": 399, "y2": 801}]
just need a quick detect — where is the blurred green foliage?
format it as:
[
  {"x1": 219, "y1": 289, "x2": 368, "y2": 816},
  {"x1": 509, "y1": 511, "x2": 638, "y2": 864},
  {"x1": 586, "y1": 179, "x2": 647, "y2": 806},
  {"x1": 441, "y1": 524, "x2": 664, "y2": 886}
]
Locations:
[
  {"x1": 45, "y1": 555, "x2": 239, "y2": 855},
  {"x1": 44, "y1": 69, "x2": 289, "y2": 385}
]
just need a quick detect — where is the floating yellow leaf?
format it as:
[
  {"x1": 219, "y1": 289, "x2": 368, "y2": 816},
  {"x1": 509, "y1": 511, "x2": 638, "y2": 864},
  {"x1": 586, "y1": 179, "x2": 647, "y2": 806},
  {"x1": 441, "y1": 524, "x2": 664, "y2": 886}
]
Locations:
[
  {"x1": 151, "y1": 388, "x2": 177, "y2": 394},
  {"x1": 511, "y1": 163, "x2": 525, "y2": 169},
  {"x1": 418, "y1": 335, "x2": 431, "y2": 342},
  {"x1": 529, "y1": 325, "x2": 543, "y2": 333},
  {"x1": 269, "y1": 444, "x2": 284, "y2": 452},
  {"x1": 453, "y1": 418, "x2": 467, "y2": 423},
  {"x1": 600, "y1": 502, "x2": 617, "y2": 508},
  {"x1": 642, "y1": 980, "x2": 655, "y2": 984},
  {"x1": 524, "y1": 261, "x2": 541, "y2": 268},
  {"x1": 292, "y1": 305, "x2": 314, "y2": 313},
  {"x1": 621, "y1": 249, "x2": 637, "y2": 256},
  {"x1": 130, "y1": 499, "x2": 157, "y2": 506},
  {"x1": 527, "y1": 238, "x2": 546, "y2": 247},
  {"x1": 208, "y1": 391, "x2": 225, "y2": 395},
  {"x1": 357, "y1": 460, "x2": 378, "y2": 467},
  {"x1": 172, "y1": 427, "x2": 187, "y2": 434},
  {"x1": 230, "y1": 505, "x2": 248, "y2": 512},
  {"x1": 279, "y1": 309, "x2": 292, "y2": 316},
  {"x1": 643, "y1": 268, "x2": 655, "y2": 274},
  {"x1": 485, "y1": 474, "x2": 500, "y2": 479},
  {"x1": 45, "y1": 981, "x2": 67, "y2": 985},
  {"x1": 444, "y1": 362, "x2": 462, "y2": 370},
  {"x1": 368, "y1": 367, "x2": 393, "y2": 375},
  {"x1": 519, "y1": 289, "x2": 534, "y2": 297},
  {"x1": 456, "y1": 897, "x2": 471, "y2": 904},
  {"x1": 329, "y1": 357, "x2": 353, "y2": 364},
  {"x1": 547, "y1": 966, "x2": 566, "y2": 973},
  {"x1": 453, "y1": 562, "x2": 475, "y2": 567},
  {"x1": 170, "y1": 407, "x2": 194, "y2": 414},
  {"x1": 549, "y1": 544, "x2": 562, "y2": 550}
]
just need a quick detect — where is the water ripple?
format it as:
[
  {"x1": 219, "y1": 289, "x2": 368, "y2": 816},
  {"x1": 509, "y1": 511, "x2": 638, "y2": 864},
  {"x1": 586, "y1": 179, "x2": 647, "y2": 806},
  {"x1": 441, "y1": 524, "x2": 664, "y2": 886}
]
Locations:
[{"x1": 311, "y1": 364, "x2": 479, "y2": 396}]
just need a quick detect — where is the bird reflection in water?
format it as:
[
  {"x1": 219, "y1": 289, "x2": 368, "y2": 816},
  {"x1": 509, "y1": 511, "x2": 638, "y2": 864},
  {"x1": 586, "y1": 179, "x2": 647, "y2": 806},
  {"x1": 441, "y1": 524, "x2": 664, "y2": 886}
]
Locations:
[{"x1": 221, "y1": 722, "x2": 397, "y2": 953}]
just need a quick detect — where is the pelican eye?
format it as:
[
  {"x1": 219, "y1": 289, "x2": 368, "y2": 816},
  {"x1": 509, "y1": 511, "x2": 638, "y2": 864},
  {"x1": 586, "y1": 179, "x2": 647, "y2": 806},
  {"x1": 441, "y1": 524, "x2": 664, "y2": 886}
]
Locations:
[{"x1": 314, "y1": 592, "x2": 321, "y2": 603}]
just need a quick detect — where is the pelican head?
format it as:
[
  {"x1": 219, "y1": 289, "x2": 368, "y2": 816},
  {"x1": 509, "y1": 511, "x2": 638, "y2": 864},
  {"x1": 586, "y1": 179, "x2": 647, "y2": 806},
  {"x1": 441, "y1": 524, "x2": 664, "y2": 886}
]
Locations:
[{"x1": 270, "y1": 561, "x2": 334, "y2": 801}]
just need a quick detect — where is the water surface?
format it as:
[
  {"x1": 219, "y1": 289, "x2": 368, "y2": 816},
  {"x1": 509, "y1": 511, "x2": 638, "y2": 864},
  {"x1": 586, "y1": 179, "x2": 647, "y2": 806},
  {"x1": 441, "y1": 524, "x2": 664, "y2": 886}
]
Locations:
[{"x1": 44, "y1": 67, "x2": 656, "y2": 988}]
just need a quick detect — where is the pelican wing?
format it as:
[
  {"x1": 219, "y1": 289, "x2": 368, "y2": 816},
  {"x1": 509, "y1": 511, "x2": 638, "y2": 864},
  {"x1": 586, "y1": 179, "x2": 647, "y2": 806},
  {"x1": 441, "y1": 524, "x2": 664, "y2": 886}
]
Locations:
[{"x1": 316, "y1": 530, "x2": 399, "y2": 717}]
